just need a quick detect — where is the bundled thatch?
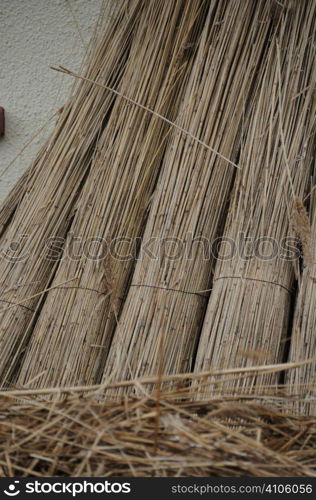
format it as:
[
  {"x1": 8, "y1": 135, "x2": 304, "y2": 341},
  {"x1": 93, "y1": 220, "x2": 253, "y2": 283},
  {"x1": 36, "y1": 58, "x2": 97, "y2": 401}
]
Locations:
[
  {"x1": 0, "y1": 161, "x2": 37, "y2": 238},
  {"x1": 102, "y1": 0, "x2": 280, "y2": 393},
  {"x1": 0, "y1": 0, "x2": 144, "y2": 384},
  {"x1": 1, "y1": 0, "x2": 316, "y2": 482},
  {"x1": 286, "y1": 176, "x2": 316, "y2": 416},
  {"x1": 0, "y1": 0, "x2": 314, "y2": 450},
  {"x1": 14, "y1": 0, "x2": 208, "y2": 388},
  {"x1": 0, "y1": 375, "x2": 315, "y2": 477},
  {"x1": 194, "y1": 1, "x2": 316, "y2": 395}
]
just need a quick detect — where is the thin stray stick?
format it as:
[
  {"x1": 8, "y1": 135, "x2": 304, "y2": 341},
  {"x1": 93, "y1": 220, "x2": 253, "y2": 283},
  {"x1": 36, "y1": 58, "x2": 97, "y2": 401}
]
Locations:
[
  {"x1": 0, "y1": 359, "x2": 313, "y2": 397},
  {"x1": 0, "y1": 277, "x2": 78, "y2": 314},
  {"x1": 50, "y1": 66, "x2": 240, "y2": 169}
]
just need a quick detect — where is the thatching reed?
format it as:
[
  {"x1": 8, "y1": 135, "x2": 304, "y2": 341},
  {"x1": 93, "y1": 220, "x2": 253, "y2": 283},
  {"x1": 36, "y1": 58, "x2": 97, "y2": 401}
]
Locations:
[
  {"x1": 0, "y1": 10, "x2": 314, "y2": 483},
  {"x1": 0, "y1": 372, "x2": 316, "y2": 477},
  {"x1": 1, "y1": 0, "x2": 316, "y2": 481},
  {"x1": 194, "y1": 0, "x2": 316, "y2": 396},
  {"x1": 102, "y1": 0, "x2": 280, "y2": 394},
  {"x1": 286, "y1": 176, "x2": 316, "y2": 416},
  {"x1": 0, "y1": 0, "x2": 146, "y2": 385},
  {"x1": 14, "y1": 0, "x2": 208, "y2": 389}
]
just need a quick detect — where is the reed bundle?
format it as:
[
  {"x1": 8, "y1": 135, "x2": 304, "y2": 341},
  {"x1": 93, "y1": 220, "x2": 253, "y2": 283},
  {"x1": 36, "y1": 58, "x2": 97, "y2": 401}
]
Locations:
[
  {"x1": 0, "y1": 0, "x2": 144, "y2": 384},
  {"x1": 0, "y1": 380, "x2": 315, "y2": 477},
  {"x1": 0, "y1": 161, "x2": 36, "y2": 238},
  {"x1": 1, "y1": 0, "x2": 316, "y2": 482},
  {"x1": 0, "y1": 0, "x2": 314, "y2": 438},
  {"x1": 194, "y1": 1, "x2": 316, "y2": 395},
  {"x1": 286, "y1": 179, "x2": 316, "y2": 415},
  {"x1": 102, "y1": 0, "x2": 279, "y2": 393},
  {"x1": 15, "y1": 0, "x2": 208, "y2": 388}
]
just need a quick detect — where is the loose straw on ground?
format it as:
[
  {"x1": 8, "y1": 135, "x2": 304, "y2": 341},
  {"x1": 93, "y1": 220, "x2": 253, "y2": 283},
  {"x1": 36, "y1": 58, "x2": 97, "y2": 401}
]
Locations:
[{"x1": 0, "y1": 387, "x2": 315, "y2": 477}]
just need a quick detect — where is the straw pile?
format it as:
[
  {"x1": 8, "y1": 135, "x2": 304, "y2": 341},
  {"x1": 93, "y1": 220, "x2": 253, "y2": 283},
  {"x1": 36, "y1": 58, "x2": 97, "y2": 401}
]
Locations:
[
  {"x1": 194, "y1": 1, "x2": 316, "y2": 395},
  {"x1": 1, "y1": 379, "x2": 316, "y2": 477}
]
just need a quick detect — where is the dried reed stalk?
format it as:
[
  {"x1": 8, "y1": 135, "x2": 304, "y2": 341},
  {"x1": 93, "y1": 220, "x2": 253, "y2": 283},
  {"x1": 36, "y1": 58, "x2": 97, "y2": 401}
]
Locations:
[
  {"x1": 15, "y1": 0, "x2": 207, "y2": 389},
  {"x1": 102, "y1": 0, "x2": 281, "y2": 393},
  {"x1": 286, "y1": 171, "x2": 316, "y2": 415},
  {"x1": 0, "y1": 0, "x2": 144, "y2": 384},
  {"x1": 194, "y1": 1, "x2": 316, "y2": 396}
]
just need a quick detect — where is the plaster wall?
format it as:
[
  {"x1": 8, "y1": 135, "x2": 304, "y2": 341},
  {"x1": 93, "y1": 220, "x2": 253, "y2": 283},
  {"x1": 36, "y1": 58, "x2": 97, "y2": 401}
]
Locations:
[{"x1": 0, "y1": 0, "x2": 113, "y2": 202}]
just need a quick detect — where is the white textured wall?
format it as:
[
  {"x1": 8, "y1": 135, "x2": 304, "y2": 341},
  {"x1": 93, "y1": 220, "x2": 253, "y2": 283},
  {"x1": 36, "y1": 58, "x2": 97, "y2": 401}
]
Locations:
[{"x1": 0, "y1": 0, "x2": 110, "y2": 202}]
